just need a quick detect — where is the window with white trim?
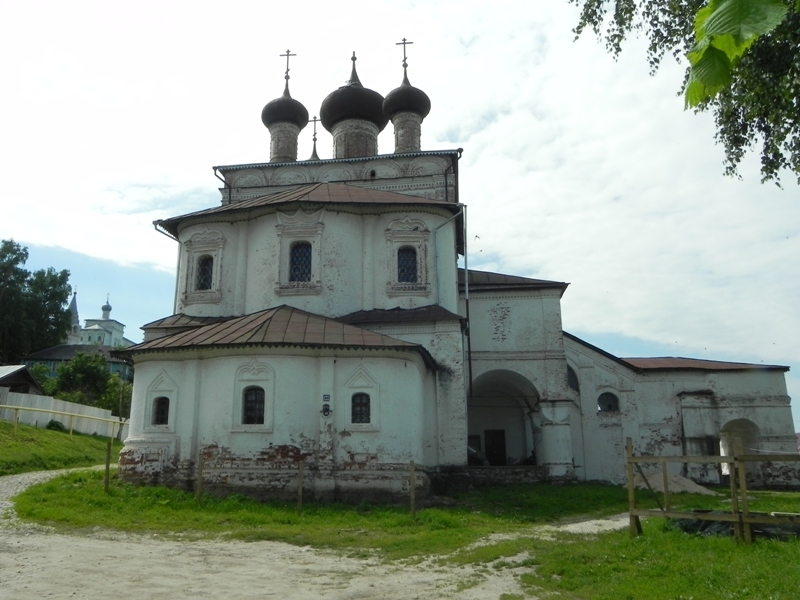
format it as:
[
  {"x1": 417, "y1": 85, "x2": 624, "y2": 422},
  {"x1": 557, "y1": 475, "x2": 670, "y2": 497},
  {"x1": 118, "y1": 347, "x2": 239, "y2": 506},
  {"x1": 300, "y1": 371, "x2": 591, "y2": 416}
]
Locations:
[
  {"x1": 385, "y1": 217, "x2": 430, "y2": 297},
  {"x1": 232, "y1": 360, "x2": 274, "y2": 432},
  {"x1": 275, "y1": 209, "x2": 324, "y2": 296},
  {"x1": 343, "y1": 366, "x2": 379, "y2": 431},
  {"x1": 182, "y1": 228, "x2": 224, "y2": 305}
]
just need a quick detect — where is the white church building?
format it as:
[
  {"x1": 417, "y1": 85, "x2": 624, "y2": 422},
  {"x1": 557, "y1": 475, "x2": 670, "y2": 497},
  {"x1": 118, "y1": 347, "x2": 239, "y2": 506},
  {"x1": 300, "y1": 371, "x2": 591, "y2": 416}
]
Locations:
[{"x1": 118, "y1": 50, "x2": 796, "y2": 501}]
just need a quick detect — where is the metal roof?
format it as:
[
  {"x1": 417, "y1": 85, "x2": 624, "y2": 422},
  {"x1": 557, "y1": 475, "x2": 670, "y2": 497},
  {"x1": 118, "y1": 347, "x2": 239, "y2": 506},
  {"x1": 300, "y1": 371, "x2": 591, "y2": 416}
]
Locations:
[
  {"x1": 337, "y1": 305, "x2": 464, "y2": 325},
  {"x1": 155, "y1": 182, "x2": 461, "y2": 238},
  {"x1": 214, "y1": 149, "x2": 462, "y2": 172},
  {"x1": 459, "y1": 268, "x2": 569, "y2": 295},
  {"x1": 621, "y1": 357, "x2": 789, "y2": 372},
  {"x1": 120, "y1": 305, "x2": 437, "y2": 368}
]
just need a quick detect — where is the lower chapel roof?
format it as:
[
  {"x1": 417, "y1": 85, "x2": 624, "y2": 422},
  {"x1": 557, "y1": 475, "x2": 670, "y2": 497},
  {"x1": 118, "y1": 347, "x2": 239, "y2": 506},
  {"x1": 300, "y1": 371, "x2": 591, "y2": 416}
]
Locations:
[
  {"x1": 459, "y1": 268, "x2": 569, "y2": 295},
  {"x1": 123, "y1": 305, "x2": 437, "y2": 368}
]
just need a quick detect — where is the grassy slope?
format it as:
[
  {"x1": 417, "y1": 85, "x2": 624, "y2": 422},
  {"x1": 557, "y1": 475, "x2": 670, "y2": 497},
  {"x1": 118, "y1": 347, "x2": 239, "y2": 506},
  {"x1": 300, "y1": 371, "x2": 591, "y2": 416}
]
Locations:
[{"x1": 0, "y1": 419, "x2": 121, "y2": 475}]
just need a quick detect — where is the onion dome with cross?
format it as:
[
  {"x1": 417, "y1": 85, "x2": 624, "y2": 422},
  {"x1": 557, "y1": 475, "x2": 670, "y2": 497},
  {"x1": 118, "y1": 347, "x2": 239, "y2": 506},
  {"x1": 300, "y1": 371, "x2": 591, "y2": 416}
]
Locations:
[
  {"x1": 383, "y1": 38, "x2": 430, "y2": 153},
  {"x1": 319, "y1": 53, "x2": 389, "y2": 134},
  {"x1": 262, "y1": 50, "x2": 309, "y2": 162}
]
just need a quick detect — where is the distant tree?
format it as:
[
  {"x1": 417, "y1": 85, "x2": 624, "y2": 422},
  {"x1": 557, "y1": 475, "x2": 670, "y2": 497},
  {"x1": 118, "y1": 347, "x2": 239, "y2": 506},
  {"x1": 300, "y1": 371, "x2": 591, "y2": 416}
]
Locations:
[
  {"x1": 0, "y1": 239, "x2": 72, "y2": 364},
  {"x1": 569, "y1": 0, "x2": 799, "y2": 184},
  {"x1": 28, "y1": 363, "x2": 58, "y2": 396},
  {"x1": 99, "y1": 374, "x2": 133, "y2": 419},
  {"x1": 55, "y1": 352, "x2": 110, "y2": 406}
]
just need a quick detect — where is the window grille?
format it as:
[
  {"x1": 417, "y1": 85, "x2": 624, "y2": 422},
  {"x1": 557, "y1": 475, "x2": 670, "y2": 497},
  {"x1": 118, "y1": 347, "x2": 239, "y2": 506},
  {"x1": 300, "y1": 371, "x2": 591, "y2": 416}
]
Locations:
[
  {"x1": 351, "y1": 393, "x2": 371, "y2": 424},
  {"x1": 598, "y1": 392, "x2": 620, "y2": 413},
  {"x1": 243, "y1": 387, "x2": 265, "y2": 425},
  {"x1": 153, "y1": 396, "x2": 170, "y2": 425},
  {"x1": 397, "y1": 247, "x2": 417, "y2": 283},
  {"x1": 196, "y1": 255, "x2": 213, "y2": 290},
  {"x1": 289, "y1": 242, "x2": 312, "y2": 282}
]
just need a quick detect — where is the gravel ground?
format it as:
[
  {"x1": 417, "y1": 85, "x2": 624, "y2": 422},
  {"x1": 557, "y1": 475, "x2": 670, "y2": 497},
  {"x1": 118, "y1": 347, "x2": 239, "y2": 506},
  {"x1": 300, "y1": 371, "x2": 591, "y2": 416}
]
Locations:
[{"x1": 0, "y1": 469, "x2": 539, "y2": 599}]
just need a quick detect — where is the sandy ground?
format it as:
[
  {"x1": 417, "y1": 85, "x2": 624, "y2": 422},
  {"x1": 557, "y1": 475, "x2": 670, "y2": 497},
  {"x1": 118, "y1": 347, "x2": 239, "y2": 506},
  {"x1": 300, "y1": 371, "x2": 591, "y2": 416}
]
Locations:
[{"x1": 0, "y1": 469, "x2": 628, "y2": 599}]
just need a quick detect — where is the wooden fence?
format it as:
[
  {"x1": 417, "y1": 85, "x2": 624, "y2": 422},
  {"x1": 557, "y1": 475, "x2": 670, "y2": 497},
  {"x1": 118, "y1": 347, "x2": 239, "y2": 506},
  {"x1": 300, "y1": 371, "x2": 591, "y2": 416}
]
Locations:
[{"x1": 625, "y1": 437, "x2": 800, "y2": 543}]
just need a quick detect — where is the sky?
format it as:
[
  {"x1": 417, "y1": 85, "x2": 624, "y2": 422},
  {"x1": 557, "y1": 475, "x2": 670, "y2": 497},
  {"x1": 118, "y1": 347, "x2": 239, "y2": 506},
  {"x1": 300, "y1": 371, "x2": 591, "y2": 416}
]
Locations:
[{"x1": 2, "y1": 1, "x2": 799, "y2": 426}]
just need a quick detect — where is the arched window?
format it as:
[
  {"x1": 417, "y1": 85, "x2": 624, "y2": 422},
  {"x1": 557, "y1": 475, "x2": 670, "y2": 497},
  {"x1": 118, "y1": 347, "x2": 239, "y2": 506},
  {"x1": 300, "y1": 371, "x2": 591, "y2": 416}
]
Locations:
[
  {"x1": 567, "y1": 366, "x2": 580, "y2": 393},
  {"x1": 242, "y1": 386, "x2": 265, "y2": 425},
  {"x1": 397, "y1": 247, "x2": 417, "y2": 283},
  {"x1": 351, "y1": 393, "x2": 371, "y2": 424},
  {"x1": 597, "y1": 392, "x2": 620, "y2": 413},
  {"x1": 152, "y1": 396, "x2": 170, "y2": 425},
  {"x1": 196, "y1": 255, "x2": 213, "y2": 290},
  {"x1": 289, "y1": 242, "x2": 312, "y2": 282}
]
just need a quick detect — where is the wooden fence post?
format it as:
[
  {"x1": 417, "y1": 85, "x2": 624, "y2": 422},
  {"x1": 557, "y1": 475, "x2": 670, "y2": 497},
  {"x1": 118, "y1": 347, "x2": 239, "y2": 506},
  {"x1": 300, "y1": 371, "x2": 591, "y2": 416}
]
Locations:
[
  {"x1": 661, "y1": 461, "x2": 671, "y2": 512},
  {"x1": 14, "y1": 408, "x2": 19, "y2": 437},
  {"x1": 195, "y1": 452, "x2": 204, "y2": 502},
  {"x1": 104, "y1": 439, "x2": 112, "y2": 494},
  {"x1": 296, "y1": 463, "x2": 305, "y2": 515},
  {"x1": 409, "y1": 460, "x2": 417, "y2": 518},
  {"x1": 625, "y1": 438, "x2": 642, "y2": 537},
  {"x1": 734, "y1": 437, "x2": 752, "y2": 543}
]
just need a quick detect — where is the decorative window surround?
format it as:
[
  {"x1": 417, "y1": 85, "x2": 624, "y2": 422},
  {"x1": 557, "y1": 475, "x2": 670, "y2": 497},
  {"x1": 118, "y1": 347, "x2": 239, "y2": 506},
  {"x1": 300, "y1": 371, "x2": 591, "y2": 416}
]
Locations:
[
  {"x1": 343, "y1": 366, "x2": 379, "y2": 432},
  {"x1": 275, "y1": 209, "x2": 324, "y2": 296},
  {"x1": 385, "y1": 217, "x2": 431, "y2": 297},
  {"x1": 231, "y1": 360, "x2": 274, "y2": 432},
  {"x1": 144, "y1": 371, "x2": 178, "y2": 433},
  {"x1": 183, "y1": 228, "x2": 225, "y2": 305}
]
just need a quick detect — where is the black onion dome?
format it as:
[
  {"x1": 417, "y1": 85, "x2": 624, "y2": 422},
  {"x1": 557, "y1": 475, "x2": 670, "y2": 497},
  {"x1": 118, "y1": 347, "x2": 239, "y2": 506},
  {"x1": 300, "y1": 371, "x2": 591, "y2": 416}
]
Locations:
[
  {"x1": 261, "y1": 84, "x2": 309, "y2": 130},
  {"x1": 320, "y1": 55, "x2": 389, "y2": 132},
  {"x1": 383, "y1": 73, "x2": 431, "y2": 119}
]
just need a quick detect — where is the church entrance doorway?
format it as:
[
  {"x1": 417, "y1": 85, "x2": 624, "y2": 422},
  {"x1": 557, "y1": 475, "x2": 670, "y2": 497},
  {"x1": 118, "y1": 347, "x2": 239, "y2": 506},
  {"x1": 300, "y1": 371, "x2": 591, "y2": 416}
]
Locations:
[
  {"x1": 483, "y1": 430, "x2": 507, "y2": 466},
  {"x1": 468, "y1": 369, "x2": 540, "y2": 466}
]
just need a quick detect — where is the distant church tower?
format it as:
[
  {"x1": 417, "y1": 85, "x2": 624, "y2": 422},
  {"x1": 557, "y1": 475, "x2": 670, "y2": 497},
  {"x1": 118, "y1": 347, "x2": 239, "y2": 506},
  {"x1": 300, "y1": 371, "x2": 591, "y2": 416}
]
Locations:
[{"x1": 66, "y1": 291, "x2": 82, "y2": 344}]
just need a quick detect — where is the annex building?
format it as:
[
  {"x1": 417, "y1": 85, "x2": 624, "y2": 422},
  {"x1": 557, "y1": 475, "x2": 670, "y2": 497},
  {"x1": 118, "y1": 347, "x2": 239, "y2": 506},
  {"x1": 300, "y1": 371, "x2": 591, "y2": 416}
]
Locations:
[{"x1": 118, "y1": 49, "x2": 796, "y2": 501}]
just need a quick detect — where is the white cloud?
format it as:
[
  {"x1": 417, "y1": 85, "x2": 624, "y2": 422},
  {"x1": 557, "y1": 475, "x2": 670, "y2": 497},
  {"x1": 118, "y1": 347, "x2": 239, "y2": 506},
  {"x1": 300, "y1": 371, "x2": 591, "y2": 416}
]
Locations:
[{"x1": 1, "y1": 0, "x2": 797, "y2": 423}]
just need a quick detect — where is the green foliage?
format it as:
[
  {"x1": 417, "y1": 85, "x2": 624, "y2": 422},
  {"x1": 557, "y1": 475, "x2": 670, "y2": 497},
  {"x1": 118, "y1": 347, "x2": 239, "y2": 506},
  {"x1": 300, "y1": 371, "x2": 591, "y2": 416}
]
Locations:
[
  {"x1": 0, "y1": 239, "x2": 72, "y2": 364},
  {"x1": 569, "y1": 0, "x2": 800, "y2": 184},
  {"x1": 0, "y1": 419, "x2": 121, "y2": 475},
  {"x1": 55, "y1": 352, "x2": 111, "y2": 406},
  {"x1": 686, "y1": 0, "x2": 789, "y2": 107},
  {"x1": 29, "y1": 363, "x2": 58, "y2": 396},
  {"x1": 98, "y1": 374, "x2": 133, "y2": 419}
]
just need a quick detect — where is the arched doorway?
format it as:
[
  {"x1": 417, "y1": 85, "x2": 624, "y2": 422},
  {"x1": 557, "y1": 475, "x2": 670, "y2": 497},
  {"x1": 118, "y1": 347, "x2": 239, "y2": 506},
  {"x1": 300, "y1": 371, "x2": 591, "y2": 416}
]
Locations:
[
  {"x1": 720, "y1": 418, "x2": 761, "y2": 479},
  {"x1": 468, "y1": 370, "x2": 539, "y2": 466}
]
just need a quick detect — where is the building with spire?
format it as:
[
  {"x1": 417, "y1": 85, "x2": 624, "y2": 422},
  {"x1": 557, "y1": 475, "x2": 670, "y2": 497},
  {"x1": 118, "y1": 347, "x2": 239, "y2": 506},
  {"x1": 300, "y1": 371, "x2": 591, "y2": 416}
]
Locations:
[
  {"x1": 118, "y1": 45, "x2": 796, "y2": 501},
  {"x1": 24, "y1": 295, "x2": 134, "y2": 379}
]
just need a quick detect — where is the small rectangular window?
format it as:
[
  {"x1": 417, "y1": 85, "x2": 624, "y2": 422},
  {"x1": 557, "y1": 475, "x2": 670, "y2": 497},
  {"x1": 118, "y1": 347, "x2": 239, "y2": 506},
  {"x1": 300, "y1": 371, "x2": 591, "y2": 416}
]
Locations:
[
  {"x1": 153, "y1": 396, "x2": 170, "y2": 425},
  {"x1": 397, "y1": 247, "x2": 417, "y2": 283},
  {"x1": 289, "y1": 242, "x2": 312, "y2": 282},
  {"x1": 196, "y1": 255, "x2": 214, "y2": 290},
  {"x1": 351, "y1": 393, "x2": 370, "y2": 424},
  {"x1": 243, "y1": 387, "x2": 265, "y2": 425}
]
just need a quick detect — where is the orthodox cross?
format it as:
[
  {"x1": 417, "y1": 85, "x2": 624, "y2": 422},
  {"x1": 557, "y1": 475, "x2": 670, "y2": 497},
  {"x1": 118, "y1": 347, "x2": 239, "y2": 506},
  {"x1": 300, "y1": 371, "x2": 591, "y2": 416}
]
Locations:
[
  {"x1": 280, "y1": 49, "x2": 296, "y2": 81},
  {"x1": 310, "y1": 116, "x2": 319, "y2": 144},
  {"x1": 396, "y1": 38, "x2": 413, "y2": 68}
]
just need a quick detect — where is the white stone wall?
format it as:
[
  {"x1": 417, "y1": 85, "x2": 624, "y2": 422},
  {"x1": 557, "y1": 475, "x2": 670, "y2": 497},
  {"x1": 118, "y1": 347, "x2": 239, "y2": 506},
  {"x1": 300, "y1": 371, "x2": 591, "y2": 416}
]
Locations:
[
  {"x1": 123, "y1": 347, "x2": 439, "y2": 498},
  {"x1": 174, "y1": 208, "x2": 460, "y2": 319}
]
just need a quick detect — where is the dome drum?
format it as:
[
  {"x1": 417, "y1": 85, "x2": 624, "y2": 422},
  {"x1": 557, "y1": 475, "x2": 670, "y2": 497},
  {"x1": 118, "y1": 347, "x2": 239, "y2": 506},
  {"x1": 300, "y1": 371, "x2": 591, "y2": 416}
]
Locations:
[
  {"x1": 269, "y1": 122, "x2": 302, "y2": 163},
  {"x1": 390, "y1": 111, "x2": 424, "y2": 154},
  {"x1": 331, "y1": 119, "x2": 380, "y2": 159}
]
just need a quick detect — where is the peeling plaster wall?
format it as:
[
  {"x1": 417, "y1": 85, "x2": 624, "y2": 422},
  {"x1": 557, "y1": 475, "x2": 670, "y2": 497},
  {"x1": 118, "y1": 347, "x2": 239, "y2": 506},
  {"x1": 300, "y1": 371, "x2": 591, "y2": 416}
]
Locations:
[
  {"x1": 122, "y1": 349, "x2": 437, "y2": 501},
  {"x1": 173, "y1": 208, "x2": 459, "y2": 319},
  {"x1": 564, "y1": 336, "x2": 797, "y2": 485}
]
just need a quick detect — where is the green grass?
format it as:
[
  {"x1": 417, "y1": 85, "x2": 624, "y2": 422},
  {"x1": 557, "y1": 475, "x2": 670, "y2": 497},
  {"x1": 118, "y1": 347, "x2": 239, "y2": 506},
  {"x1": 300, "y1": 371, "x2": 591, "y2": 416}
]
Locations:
[
  {"x1": 0, "y1": 419, "x2": 122, "y2": 475},
  {"x1": 518, "y1": 519, "x2": 800, "y2": 599},
  {"x1": 11, "y1": 469, "x2": 800, "y2": 598}
]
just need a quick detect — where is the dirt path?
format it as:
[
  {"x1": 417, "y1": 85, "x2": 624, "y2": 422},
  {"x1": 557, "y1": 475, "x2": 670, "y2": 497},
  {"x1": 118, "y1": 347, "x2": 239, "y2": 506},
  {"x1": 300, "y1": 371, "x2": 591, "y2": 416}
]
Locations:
[{"x1": 0, "y1": 469, "x2": 626, "y2": 599}]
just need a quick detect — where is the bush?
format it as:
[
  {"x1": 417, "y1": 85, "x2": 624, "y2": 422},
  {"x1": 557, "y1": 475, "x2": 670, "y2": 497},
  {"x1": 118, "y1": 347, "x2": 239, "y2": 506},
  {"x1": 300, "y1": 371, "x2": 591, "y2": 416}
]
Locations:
[{"x1": 46, "y1": 420, "x2": 66, "y2": 432}]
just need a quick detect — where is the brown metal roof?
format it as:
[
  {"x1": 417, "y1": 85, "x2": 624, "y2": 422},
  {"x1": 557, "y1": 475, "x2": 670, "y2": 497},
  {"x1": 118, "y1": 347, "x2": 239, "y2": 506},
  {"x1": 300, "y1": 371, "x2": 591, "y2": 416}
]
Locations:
[
  {"x1": 337, "y1": 305, "x2": 464, "y2": 325},
  {"x1": 120, "y1": 305, "x2": 436, "y2": 367},
  {"x1": 141, "y1": 314, "x2": 234, "y2": 329},
  {"x1": 621, "y1": 357, "x2": 789, "y2": 372},
  {"x1": 155, "y1": 182, "x2": 460, "y2": 238},
  {"x1": 459, "y1": 268, "x2": 568, "y2": 294}
]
